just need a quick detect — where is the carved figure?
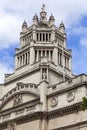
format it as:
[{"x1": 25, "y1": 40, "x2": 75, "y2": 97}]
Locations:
[{"x1": 13, "y1": 94, "x2": 22, "y2": 107}]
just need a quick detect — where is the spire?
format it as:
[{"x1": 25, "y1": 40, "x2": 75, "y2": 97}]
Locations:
[
  {"x1": 22, "y1": 20, "x2": 28, "y2": 32},
  {"x1": 22, "y1": 20, "x2": 27, "y2": 28},
  {"x1": 59, "y1": 21, "x2": 65, "y2": 34},
  {"x1": 49, "y1": 13, "x2": 55, "y2": 26},
  {"x1": 33, "y1": 13, "x2": 38, "y2": 25},
  {"x1": 40, "y1": 4, "x2": 47, "y2": 21}
]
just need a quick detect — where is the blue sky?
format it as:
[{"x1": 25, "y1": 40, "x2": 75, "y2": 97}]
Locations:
[{"x1": 0, "y1": 0, "x2": 87, "y2": 83}]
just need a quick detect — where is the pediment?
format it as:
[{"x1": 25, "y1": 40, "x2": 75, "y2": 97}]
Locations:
[{"x1": 0, "y1": 82, "x2": 40, "y2": 111}]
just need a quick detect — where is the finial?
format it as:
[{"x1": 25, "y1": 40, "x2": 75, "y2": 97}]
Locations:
[
  {"x1": 22, "y1": 19, "x2": 27, "y2": 28},
  {"x1": 60, "y1": 20, "x2": 65, "y2": 27},
  {"x1": 41, "y1": 4, "x2": 45, "y2": 11}
]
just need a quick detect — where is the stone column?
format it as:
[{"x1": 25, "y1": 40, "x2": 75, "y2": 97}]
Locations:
[
  {"x1": 36, "y1": 50, "x2": 39, "y2": 62},
  {"x1": 41, "y1": 33, "x2": 43, "y2": 41},
  {"x1": 45, "y1": 50, "x2": 47, "y2": 57},
  {"x1": 20, "y1": 38, "x2": 23, "y2": 48},
  {"x1": 53, "y1": 46, "x2": 58, "y2": 65},
  {"x1": 39, "y1": 80, "x2": 48, "y2": 111},
  {"x1": 49, "y1": 51, "x2": 51, "y2": 61},
  {"x1": 32, "y1": 25, "x2": 36, "y2": 41},
  {"x1": 38, "y1": 33, "x2": 40, "y2": 41},
  {"x1": 39, "y1": 80, "x2": 48, "y2": 130},
  {"x1": 48, "y1": 33, "x2": 49, "y2": 41},
  {"x1": 40, "y1": 120, "x2": 47, "y2": 130},
  {"x1": 30, "y1": 42, "x2": 35, "y2": 65},
  {"x1": 64, "y1": 33, "x2": 66, "y2": 48},
  {"x1": 69, "y1": 56, "x2": 72, "y2": 71},
  {"x1": 22, "y1": 54, "x2": 23, "y2": 66},
  {"x1": 28, "y1": 51, "x2": 30, "y2": 64},
  {"x1": 51, "y1": 25, "x2": 55, "y2": 41},
  {"x1": 45, "y1": 33, "x2": 46, "y2": 41},
  {"x1": 14, "y1": 56, "x2": 18, "y2": 70},
  {"x1": 58, "y1": 53, "x2": 60, "y2": 64},
  {"x1": 41, "y1": 50, "x2": 43, "y2": 58},
  {"x1": 20, "y1": 56, "x2": 22, "y2": 67}
]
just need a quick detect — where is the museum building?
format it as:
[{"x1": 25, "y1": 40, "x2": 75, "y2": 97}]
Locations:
[{"x1": 0, "y1": 4, "x2": 87, "y2": 130}]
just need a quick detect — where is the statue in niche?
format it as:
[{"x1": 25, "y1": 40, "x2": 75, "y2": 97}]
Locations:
[
  {"x1": 42, "y1": 68, "x2": 47, "y2": 80},
  {"x1": 13, "y1": 94, "x2": 22, "y2": 107}
]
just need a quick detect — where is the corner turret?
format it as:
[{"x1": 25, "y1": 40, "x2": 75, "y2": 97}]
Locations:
[
  {"x1": 22, "y1": 20, "x2": 28, "y2": 32},
  {"x1": 59, "y1": 21, "x2": 65, "y2": 34},
  {"x1": 49, "y1": 14, "x2": 55, "y2": 26}
]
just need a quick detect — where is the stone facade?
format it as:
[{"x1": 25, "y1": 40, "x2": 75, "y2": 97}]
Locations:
[{"x1": 0, "y1": 4, "x2": 87, "y2": 130}]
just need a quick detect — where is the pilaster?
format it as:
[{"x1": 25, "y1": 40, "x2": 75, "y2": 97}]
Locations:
[
  {"x1": 39, "y1": 80, "x2": 48, "y2": 111},
  {"x1": 30, "y1": 42, "x2": 35, "y2": 65},
  {"x1": 53, "y1": 44, "x2": 58, "y2": 65},
  {"x1": 14, "y1": 55, "x2": 17, "y2": 70}
]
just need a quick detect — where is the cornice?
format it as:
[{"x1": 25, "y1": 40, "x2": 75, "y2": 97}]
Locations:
[
  {"x1": 0, "y1": 102, "x2": 83, "y2": 126},
  {"x1": 47, "y1": 81, "x2": 87, "y2": 97},
  {"x1": 47, "y1": 102, "x2": 83, "y2": 119},
  {"x1": 4, "y1": 61, "x2": 69, "y2": 85},
  {"x1": 0, "y1": 99, "x2": 40, "y2": 115},
  {"x1": 4, "y1": 65, "x2": 40, "y2": 85},
  {"x1": 51, "y1": 118, "x2": 87, "y2": 130}
]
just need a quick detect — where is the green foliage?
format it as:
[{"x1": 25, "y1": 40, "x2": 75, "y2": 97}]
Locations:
[{"x1": 82, "y1": 97, "x2": 87, "y2": 111}]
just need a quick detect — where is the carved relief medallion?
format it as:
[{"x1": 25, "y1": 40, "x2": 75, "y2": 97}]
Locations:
[
  {"x1": 67, "y1": 91, "x2": 75, "y2": 102},
  {"x1": 50, "y1": 97, "x2": 58, "y2": 107}
]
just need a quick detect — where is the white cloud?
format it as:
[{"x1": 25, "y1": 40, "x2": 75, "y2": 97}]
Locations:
[
  {"x1": 72, "y1": 47, "x2": 87, "y2": 74},
  {"x1": 0, "y1": 51, "x2": 14, "y2": 83},
  {"x1": 0, "y1": 14, "x2": 21, "y2": 49},
  {"x1": 0, "y1": 63, "x2": 13, "y2": 83},
  {"x1": 1, "y1": 0, "x2": 87, "y2": 82},
  {"x1": 70, "y1": 26, "x2": 87, "y2": 36},
  {"x1": 80, "y1": 38, "x2": 87, "y2": 48},
  {"x1": 0, "y1": 0, "x2": 87, "y2": 49}
]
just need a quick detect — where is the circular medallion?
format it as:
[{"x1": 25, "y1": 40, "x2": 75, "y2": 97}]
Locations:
[
  {"x1": 50, "y1": 97, "x2": 58, "y2": 107},
  {"x1": 67, "y1": 91, "x2": 75, "y2": 102}
]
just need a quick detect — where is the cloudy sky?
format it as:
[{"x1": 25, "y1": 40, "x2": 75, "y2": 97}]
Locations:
[{"x1": 0, "y1": 0, "x2": 87, "y2": 83}]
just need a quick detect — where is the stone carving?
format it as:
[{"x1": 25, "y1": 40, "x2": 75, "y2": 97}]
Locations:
[
  {"x1": 9, "y1": 124, "x2": 15, "y2": 130},
  {"x1": 17, "y1": 82, "x2": 24, "y2": 88},
  {"x1": 42, "y1": 68, "x2": 47, "y2": 80},
  {"x1": 42, "y1": 68, "x2": 47, "y2": 79},
  {"x1": 42, "y1": 72, "x2": 47, "y2": 79},
  {"x1": 13, "y1": 94, "x2": 22, "y2": 107},
  {"x1": 67, "y1": 91, "x2": 75, "y2": 102},
  {"x1": 41, "y1": 4, "x2": 45, "y2": 11},
  {"x1": 50, "y1": 97, "x2": 58, "y2": 107}
]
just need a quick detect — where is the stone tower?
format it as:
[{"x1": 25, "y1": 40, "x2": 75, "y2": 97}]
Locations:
[{"x1": 0, "y1": 4, "x2": 87, "y2": 130}]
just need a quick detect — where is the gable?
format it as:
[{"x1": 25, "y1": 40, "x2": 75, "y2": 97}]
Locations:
[{"x1": 0, "y1": 82, "x2": 40, "y2": 111}]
